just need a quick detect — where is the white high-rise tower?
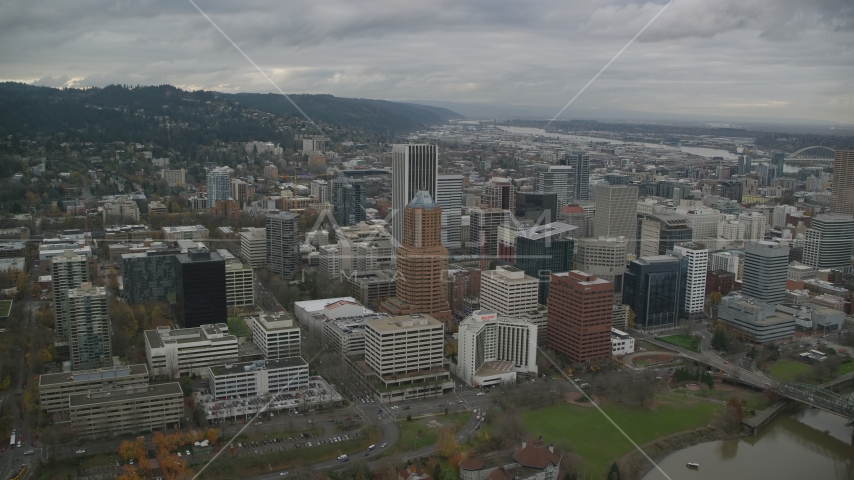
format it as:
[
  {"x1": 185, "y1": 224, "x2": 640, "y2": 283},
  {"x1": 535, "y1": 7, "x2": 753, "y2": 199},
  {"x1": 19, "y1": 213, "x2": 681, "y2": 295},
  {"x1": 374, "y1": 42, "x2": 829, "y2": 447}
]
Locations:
[
  {"x1": 206, "y1": 166, "x2": 231, "y2": 210},
  {"x1": 436, "y1": 174, "x2": 463, "y2": 250},
  {"x1": 672, "y1": 242, "x2": 709, "y2": 318},
  {"x1": 392, "y1": 144, "x2": 438, "y2": 245}
]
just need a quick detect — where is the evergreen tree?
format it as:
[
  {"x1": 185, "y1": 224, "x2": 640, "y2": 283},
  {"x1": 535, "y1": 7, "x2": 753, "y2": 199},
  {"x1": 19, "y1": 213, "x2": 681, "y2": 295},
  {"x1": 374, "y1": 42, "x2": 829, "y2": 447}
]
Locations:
[
  {"x1": 711, "y1": 328, "x2": 728, "y2": 351},
  {"x1": 607, "y1": 462, "x2": 622, "y2": 480}
]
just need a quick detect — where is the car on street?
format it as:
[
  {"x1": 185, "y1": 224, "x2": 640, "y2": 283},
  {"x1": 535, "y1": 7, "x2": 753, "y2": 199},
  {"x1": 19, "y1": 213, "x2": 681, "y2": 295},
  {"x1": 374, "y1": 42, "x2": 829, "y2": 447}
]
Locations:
[
  {"x1": 476, "y1": 392, "x2": 485, "y2": 396},
  {"x1": 280, "y1": 472, "x2": 289, "y2": 477},
  {"x1": 23, "y1": 450, "x2": 34, "y2": 455},
  {"x1": 75, "y1": 450, "x2": 86, "y2": 454}
]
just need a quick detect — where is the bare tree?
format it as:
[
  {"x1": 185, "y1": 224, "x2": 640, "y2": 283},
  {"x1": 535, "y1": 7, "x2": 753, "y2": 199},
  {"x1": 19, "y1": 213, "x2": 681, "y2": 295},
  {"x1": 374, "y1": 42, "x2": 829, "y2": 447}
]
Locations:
[
  {"x1": 493, "y1": 409, "x2": 527, "y2": 445},
  {"x1": 630, "y1": 372, "x2": 657, "y2": 406}
]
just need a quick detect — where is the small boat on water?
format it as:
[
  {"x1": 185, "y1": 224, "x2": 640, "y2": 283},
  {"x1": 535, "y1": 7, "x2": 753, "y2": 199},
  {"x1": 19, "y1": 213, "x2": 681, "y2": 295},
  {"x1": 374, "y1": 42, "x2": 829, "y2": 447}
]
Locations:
[{"x1": 686, "y1": 463, "x2": 700, "y2": 470}]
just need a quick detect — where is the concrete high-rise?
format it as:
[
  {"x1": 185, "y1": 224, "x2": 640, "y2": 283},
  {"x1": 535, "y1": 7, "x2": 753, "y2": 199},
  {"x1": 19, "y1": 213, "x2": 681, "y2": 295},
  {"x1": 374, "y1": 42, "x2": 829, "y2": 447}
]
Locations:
[
  {"x1": 575, "y1": 236, "x2": 628, "y2": 300},
  {"x1": 481, "y1": 177, "x2": 516, "y2": 211},
  {"x1": 52, "y1": 251, "x2": 89, "y2": 342},
  {"x1": 175, "y1": 248, "x2": 227, "y2": 328},
  {"x1": 468, "y1": 208, "x2": 511, "y2": 258},
  {"x1": 381, "y1": 191, "x2": 451, "y2": 322},
  {"x1": 363, "y1": 314, "x2": 452, "y2": 400},
  {"x1": 206, "y1": 166, "x2": 231, "y2": 210},
  {"x1": 547, "y1": 271, "x2": 613, "y2": 364},
  {"x1": 480, "y1": 265, "x2": 539, "y2": 317},
  {"x1": 672, "y1": 242, "x2": 709, "y2": 318},
  {"x1": 831, "y1": 150, "x2": 854, "y2": 215},
  {"x1": 560, "y1": 150, "x2": 590, "y2": 200},
  {"x1": 436, "y1": 174, "x2": 463, "y2": 250},
  {"x1": 456, "y1": 310, "x2": 538, "y2": 387},
  {"x1": 266, "y1": 212, "x2": 301, "y2": 280},
  {"x1": 68, "y1": 283, "x2": 111, "y2": 370},
  {"x1": 803, "y1": 214, "x2": 854, "y2": 271},
  {"x1": 639, "y1": 214, "x2": 693, "y2": 257},
  {"x1": 392, "y1": 144, "x2": 438, "y2": 245},
  {"x1": 310, "y1": 180, "x2": 330, "y2": 204},
  {"x1": 594, "y1": 185, "x2": 638, "y2": 254},
  {"x1": 239, "y1": 227, "x2": 267, "y2": 268},
  {"x1": 741, "y1": 241, "x2": 789, "y2": 305},
  {"x1": 537, "y1": 166, "x2": 575, "y2": 206}
]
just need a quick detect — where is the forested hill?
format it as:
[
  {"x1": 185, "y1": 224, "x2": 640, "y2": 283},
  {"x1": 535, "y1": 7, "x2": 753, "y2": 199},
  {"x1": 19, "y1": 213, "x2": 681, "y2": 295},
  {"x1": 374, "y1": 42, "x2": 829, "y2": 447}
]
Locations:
[{"x1": 0, "y1": 83, "x2": 462, "y2": 145}]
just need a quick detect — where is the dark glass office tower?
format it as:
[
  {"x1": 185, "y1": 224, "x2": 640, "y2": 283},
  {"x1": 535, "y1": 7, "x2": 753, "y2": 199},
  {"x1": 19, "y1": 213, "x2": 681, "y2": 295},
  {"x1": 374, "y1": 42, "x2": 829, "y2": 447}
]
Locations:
[
  {"x1": 623, "y1": 255, "x2": 684, "y2": 330},
  {"x1": 175, "y1": 248, "x2": 227, "y2": 328},
  {"x1": 514, "y1": 223, "x2": 575, "y2": 304},
  {"x1": 333, "y1": 179, "x2": 367, "y2": 227},
  {"x1": 121, "y1": 249, "x2": 180, "y2": 304}
]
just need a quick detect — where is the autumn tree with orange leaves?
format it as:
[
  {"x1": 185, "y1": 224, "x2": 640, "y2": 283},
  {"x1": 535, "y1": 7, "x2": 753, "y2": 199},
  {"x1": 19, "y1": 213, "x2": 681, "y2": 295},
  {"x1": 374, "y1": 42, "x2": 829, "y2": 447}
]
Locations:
[
  {"x1": 435, "y1": 427, "x2": 461, "y2": 458},
  {"x1": 205, "y1": 427, "x2": 220, "y2": 444}
]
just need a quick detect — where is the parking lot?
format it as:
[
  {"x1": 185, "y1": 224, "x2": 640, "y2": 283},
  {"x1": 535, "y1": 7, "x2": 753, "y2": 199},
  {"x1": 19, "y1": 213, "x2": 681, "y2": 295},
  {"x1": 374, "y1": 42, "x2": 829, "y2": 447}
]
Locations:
[
  {"x1": 77, "y1": 463, "x2": 122, "y2": 480},
  {"x1": 196, "y1": 379, "x2": 343, "y2": 422}
]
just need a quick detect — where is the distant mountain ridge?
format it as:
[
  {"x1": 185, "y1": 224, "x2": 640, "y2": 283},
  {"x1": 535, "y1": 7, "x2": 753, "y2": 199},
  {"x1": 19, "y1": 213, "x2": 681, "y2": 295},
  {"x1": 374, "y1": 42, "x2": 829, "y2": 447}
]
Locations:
[{"x1": 0, "y1": 83, "x2": 463, "y2": 143}]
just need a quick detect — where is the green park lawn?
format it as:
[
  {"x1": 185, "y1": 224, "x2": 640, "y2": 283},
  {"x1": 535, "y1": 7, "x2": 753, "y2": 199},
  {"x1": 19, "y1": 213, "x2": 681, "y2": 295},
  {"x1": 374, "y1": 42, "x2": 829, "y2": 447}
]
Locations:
[
  {"x1": 0, "y1": 300, "x2": 11, "y2": 317},
  {"x1": 658, "y1": 334, "x2": 701, "y2": 352},
  {"x1": 768, "y1": 360, "x2": 812, "y2": 382},
  {"x1": 390, "y1": 412, "x2": 470, "y2": 455},
  {"x1": 837, "y1": 361, "x2": 854, "y2": 376},
  {"x1": 227, "y1": 316, "x2": 250, "y2": 337},
  {"x1": 521, "y1": 393, "x2": 722, "y2": 479}
]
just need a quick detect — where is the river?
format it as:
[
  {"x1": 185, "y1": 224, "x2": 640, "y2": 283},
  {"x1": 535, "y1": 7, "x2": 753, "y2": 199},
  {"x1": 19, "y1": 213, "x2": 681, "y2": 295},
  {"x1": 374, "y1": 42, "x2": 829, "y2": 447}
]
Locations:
[
  {"x1": 641, "y1": 408, "x2": 854, "y2": 480},
  {"x1": 497, "y1": 126, "x2": 738, "y2": 160}
]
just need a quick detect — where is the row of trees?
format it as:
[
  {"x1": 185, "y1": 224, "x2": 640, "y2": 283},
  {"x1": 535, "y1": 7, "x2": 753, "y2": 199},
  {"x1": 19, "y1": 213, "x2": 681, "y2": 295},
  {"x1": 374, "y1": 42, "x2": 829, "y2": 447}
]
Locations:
[
  {"x1": 116, "y1": 429, "x2": 220, "y2": 480},
  {"x1": 672, "y1": 367, "x2": 715, "y2": 389}
]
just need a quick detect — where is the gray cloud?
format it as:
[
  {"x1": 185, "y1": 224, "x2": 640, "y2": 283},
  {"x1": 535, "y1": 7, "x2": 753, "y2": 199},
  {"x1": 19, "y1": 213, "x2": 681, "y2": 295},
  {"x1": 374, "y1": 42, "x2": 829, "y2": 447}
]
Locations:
[
  {"x1": 31, "y1": 74, "x2": 71, "y2": 87},
  {"x1": 0, "y1": 0, "x2": 852, "y2": 124}
]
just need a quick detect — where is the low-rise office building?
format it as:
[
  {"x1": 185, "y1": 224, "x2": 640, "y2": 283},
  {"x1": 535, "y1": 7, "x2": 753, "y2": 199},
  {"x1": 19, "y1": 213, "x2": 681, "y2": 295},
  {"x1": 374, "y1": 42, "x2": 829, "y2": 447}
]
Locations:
[
  {"x1": 611, "y1": 328, "x2": 635, "y2": 356},
  {"x1": 207, "y1": 358, "x2": 310, "y2": 398},
  {"x1": 144, "y1": 325, "x2": 238, "y2": 378},
  {"x1": 717, "y1": 295, "x2": 796, "y2": 343},
  {"x1": 39, "y1": 364, "x2": 150, "y2": 416},
  {"x1": 104, "y1": 225, "x2": 153, "y2": 243},
  {"x1": 347, "y1": 270, "x2": 397, "y2": 310},
  {"x1": 790, "y1": 305, "x2": 845, "y2": 332},
  {"x1": 0, "y1": 241, "x2": 26, "y2": 259},
  {"x1": 295, "y1": 297, "x2": 372, "y2": 333},
  {"x1": 69, "y1": 383, "x2": 183, "y2": 439},
  {"x1": 323, "y1": 312, "x2": 389, "y2": 356},
  {"x1": 162, "y1": 225, "x2": 209, "y2": 241}
]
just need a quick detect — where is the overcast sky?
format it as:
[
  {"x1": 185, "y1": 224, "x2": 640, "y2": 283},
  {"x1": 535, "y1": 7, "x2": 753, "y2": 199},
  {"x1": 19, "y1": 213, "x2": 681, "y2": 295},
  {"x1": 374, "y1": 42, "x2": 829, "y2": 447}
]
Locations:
[{"x1": 2, "y1": 0, "x2": 853, "y2": 124}]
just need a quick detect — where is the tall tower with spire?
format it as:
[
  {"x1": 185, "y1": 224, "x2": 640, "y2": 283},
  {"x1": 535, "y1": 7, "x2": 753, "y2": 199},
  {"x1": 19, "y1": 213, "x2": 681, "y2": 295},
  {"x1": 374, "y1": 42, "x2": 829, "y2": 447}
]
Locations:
[{"x1": 381, "y1": 191, "x2": 451, "y2": 322}]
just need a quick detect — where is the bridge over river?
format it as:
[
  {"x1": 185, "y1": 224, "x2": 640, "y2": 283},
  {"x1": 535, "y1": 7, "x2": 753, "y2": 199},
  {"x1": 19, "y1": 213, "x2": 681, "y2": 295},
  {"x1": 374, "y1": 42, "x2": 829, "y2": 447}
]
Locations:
[{"x1": 637, "y1": 333, "x2": 854, "y2": 421}]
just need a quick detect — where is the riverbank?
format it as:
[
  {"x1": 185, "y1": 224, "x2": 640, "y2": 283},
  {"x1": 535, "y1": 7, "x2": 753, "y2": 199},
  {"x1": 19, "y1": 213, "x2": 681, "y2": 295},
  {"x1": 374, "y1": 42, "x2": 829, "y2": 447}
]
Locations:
[{"x1": 621, "y1": 422, "x2": 745, "y2": 480}]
